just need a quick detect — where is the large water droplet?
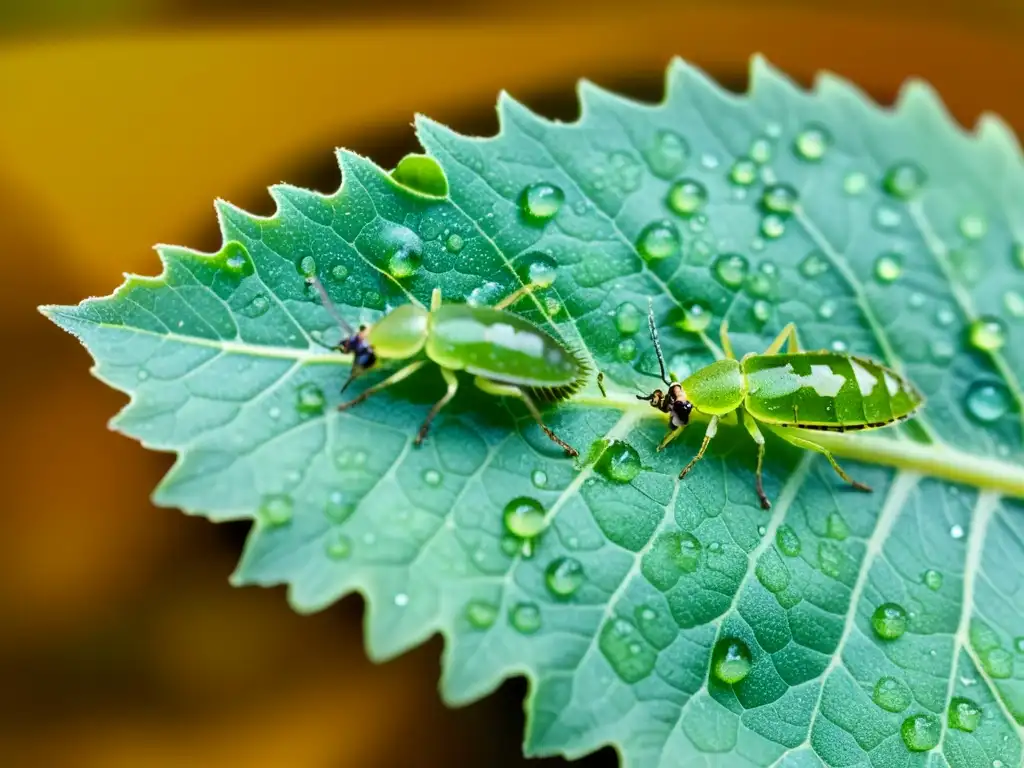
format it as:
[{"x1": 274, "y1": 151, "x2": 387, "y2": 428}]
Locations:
[
  {"x1": 325, "y1": 531, "x2": 352, "y2": 560},
  {"x1": 599, "y1": 618, "x2": 656, "y2": 683},
  {"x1": 794, "y1": 124, "x2": 831, "y2": 161},
  {"x1": 900, "y1": 713, "x2": 941, "y2": 752},
  {"x1": 509, "y1": 602, "x2": 542, "y2": 634},
  {"x1": 678, "y1": 300, "x2": 712, "y2": 333},
  {"x1": 595, "y1": 441, "x2": 642, "y2": 484},
  {"x1": 760, "y1": 214, "x2": 786, "y2": 239},
  {"x1": 296, "y1": 383, "x2": 325, "y2": 416},
  {"x1": 873, "y1": 676, "x2": 911, "y2": 712},
  {"x1": 981, "y1": 647, "x2": 1014, "y2": 678},
  {"x1": 959, "y1": 214, "x2": 987, "y2": 241},
  {"x1": 503, "y1": 497, "x2": 546, "y2": 556},
  {"x1": 465, "y1": 599, "x2": 498, "y2": 629},
  {"x1": 616, "y1": 338, "x2": 637, "y2": 362},
  {"x1": 325, "y1": 491, "x2": 356, "y2": 524},
  {"x1": 545, "y1": 556, "x2": 585, "y2": 599},
  {"x1": 948, "y1": 696, "x2": 982, "y2": 732},
  {"x1": 882, "y1": 162, "x2": 927, "y2": 200},
  {"x1": 964, "y1": 380, "x2": 1011, "y2": 423},
  {"x1": 776, "y1": 525, "x2": 801, "y2": 557},
  {"x1": 874, "y1": 253, "x2": 903, "y2": 284},
  {"x1": 759, "y1": 183, "x2": 799, "y2": 216},
  {"x1": 445, "y1": 233, "x2": 464, "y2": 253},
  {"x1": 922, "y1": 569, "x2": 943, "y2": 591},
  {"x1": 843, "y1": 171, "x2": 867, "y2": 195},
  {"x1": 241, "y1": 294, "x2": 270, "y2": 318},
  {"x1": 799, "y1": 251, "x2": 829, "y2": 278},
  {"x1": 645, "y1": 130, "x2": 689, "y2": 179},
  {"x1": 527, "y1": 255, "x2": 558, "y2": 288},
  {"x1": 711, "y1": 637, "x2": 753, "y2": 684},
  {"x1": 968, "y1": 316, "x2": 1008, "y2": 351},
  {"x1": 729, "y1": 157, "x2": 757, "y2": 186},
  {"x1": 388, "y1": 248, "x2": 422, "y2": 279},
  {"x1": 713, "y1": 253, "x2": 750, "y2": 289},
  {"x1": 519, "y1": 182, "x2": 564, "y2": 224},
  {"x1": 637, "y1": 220, "x2": 681, "y2": 261},
  {"x1": 872, "y1": 602, "x2": 908, "y2": 640},
  {"x1": 667, "y1": 178, "x2": 708, "y2": 217},
  {"x1": 391, "y1": 153, "x2": 448, "y2": 197},
  {"x1": 258, "y1": 493, "x2": 294, "y2": 527},
  {"x1": 615, "y1": 302, "x2": 643, "y2": 335},
  {"x1": 298, "y1": 255, "x2": 317, "y2": 278}
]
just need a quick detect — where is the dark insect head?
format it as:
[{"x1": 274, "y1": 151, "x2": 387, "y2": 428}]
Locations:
[
  {"x1": 636, "y1": 298, "x2": 693, "y2": 428},
  {"x1": 305, "y1": 276, "x2": 378, "y2": 391}
]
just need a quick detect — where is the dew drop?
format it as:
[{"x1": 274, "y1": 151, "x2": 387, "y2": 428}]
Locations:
[
  {"x1": 609, "y1": 151, "x2": 642, "y2": 193},
  {"x1": 1003, "y1": 290, "x2": 1024, "y2": 318},
  {"x1": 968, "y1": 316, "x2": 1008, "y2": 352},
  {"x1": 423, "y1": 469, "x2": 442, "y2": 487},
  {"x1": 700, "y1": 153, "x2": 719, "y2": 170},
  {"x1": 637, "y1": 220, "x2": 681, "y2": 261},
  {"x1": 873, "y1": 676, "x2": 911, "y2": 712},
  {"x1": 729, "y1": 158, "x2": 758, "y2": 186},
  {"x1": 268, "y1": 406, "x2": 281, "y2": 420},
  {"x1": 930, "y1": 339, "x2": 955, "y2": 364},
  {"x1": 950, "y1": 523, "x2": 965, "y2": 540},
  {"x1": 948, "y1": 696, "x2": 982, "y2": 732},
  {"x1": 711, "y1": 637, "x2": 753, "y2": 684},
  {"x1": 531, "y1": 469, "x2": 548, "y2": 488},
  {"x1": 874, "y1": 253, "x2": 903, "y2": 284},
  {"x1": 296, "y1": 383, "x2": 326, "y2": 416},
  {"x1": 874, "y1": 205, "x2": 902, "y2": 230},
  {"x1": 964, "y1": 380, "x2": 1011, "y2": 424},
  {"x1": 750, "y1": 138, "x2": 772, "y2": 165},
  {"x1": 615, "y1": 302, "x2": 643, "y2": 335},
  {"x1": 760, "y1": 214, "x2": 786, "y2": 239},
  {"x1": 818, "y1": 541, "x2": 843, "y2": 578},
  {"x1": 324, "y1": 531, "x2": 352, "y2": 560},
  {"x1": 599, "y1": 618, "x2": 656, "y2": 683},
  {"x1": 241, "y1": 294, "x2": 270, "y2": 318},
  {"x1": 225, "y1": 247, "x2": 248, "y2": 271},
  {"x1": 545, "y1": 556, "x2": 585, "y2": 599},
  {"x1": 324, "y1": 491, "x2": 356, "y2": 524},
  {"x1": 909, "y1": 292, "x2": 925, "y2": 309},
  {"x1": 393, "y1": 592, "x2": 409, "y2": 607},
  {"x1": 467, "y1": 281, "x2": 502, "y2": 307},
  {"x1": 503, "y1": 497, "x2": 546, "y2": 556},
  {"x1": 900, "y1": 713, "x2": 941, "y2": 752},
  {"x1": 775, "y1": 525, "x2": 802, "y2": 557},
  {"x1": 922, "y1": 569, "x2": 943, "y2": 591},
  {"x1": 519, "y1": 182, "x2": 564, "y2": 224},
  {"x1": 667, "y1": 178, "x2": 708, "y2": 217},
  {"x1": 799, "y1": 251, "x2": 829, "y2": 278},
  {"x1": 616, "y1": 338, "x2": 637, "y2": 362},
  {"x1": 937, "y1": 307, "x2": 957, "y2": 326},
  {"x1": 544, "y1": 296, "x2": 562, "y2": 317},
  {"x1": 794, "y1": 124, "x2": 830, "y2": 161},
  {"x1": 818, "y1": 300, "x2": 837, "y2": 320},
  {"x1": 830, "y1": 339, "x2": 848, "y2": 353},
  {"x1": 646, "y1": 130, "x2": 689, "y2": 179},
  {"x1": 510, "y1": 601, "x2": 542, "y2": 634},
  {"x1": 755, "y1": 549, "x2": 791, "y2": 594},
  {"x1": 445, "y1": 233, "x2": 464, "y2": 253},
  {"x1": 679, "y1": 300, "x2": 713, "y2": 333},
  {"x1": 843, "y1": 171, "x2": 868, "y2": 195},
  {"x1": 759, "y1": 184, "x2": 799, "y2": 216},
  {"x1": 752, "y1": 300, "x2": 771, "y2": 324},
  {"x1": 882, "y1": 162, "x2": 927, "y2": 200},
  {"x1": 258, "y1": 494, "x2": 294, "y2": 527},
  {"x1": 981, "y1": 647, "x2": 1014, "y2": 678},
  {"x1": 527, "y1": 256, "x2": 558, "y2": 288},
  {"x1": 595, "y1": 440, "x2": 642, "y2": 484},
  {"x1": 465, "y1": 599, "x2": 498, "y2": 629},
  {"x1": 388, "y1": 247, "x2": 422, "y2": 279},
  {"x1": 136, "y1": 370, "x2": 149, "y2": 381},
  {"x1": 331, "y1": 264, "x2": 349, "y2": 282},
  {"x1": 872, "y1": 602, "x2": 908, "y2": 640},
  {"x1": 712, "y1": 253, "x2": 750, "y2": 289},
  {"x1": 959, "y1": 214, "x2": 987, "y2": 241},
  {"x1": 826, "y1": 512, "x2": 849, "y2": 541},
  {"x1": 298, "y1": 255, "x2": 317, "y2": 278}
]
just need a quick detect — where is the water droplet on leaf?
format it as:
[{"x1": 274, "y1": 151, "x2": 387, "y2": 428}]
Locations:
[
  {"x1": 637, "y1": 220, "x2": 680, "y2": 261},
  {"x1": 922, "y1": 569, "x2": 943, "y2": 591},
  {"x1": 510, "y1": 602, "x2": 542, "y2": 634},
  {"x1": 948, "y1": 696, "x2": 982, "y2": 732},
  {"x1": 445, "y1": 233, "x2": 464, "y2": 253},
  {"x1": 388, "y1": 248, "x2": 422, "y2": 279},
  {"x1": 874, "y1": 253, "x2": 903, "y2": 284},
  {"x1": 964, "y1": 380, "x2": 1011, "y2": 423},
  {"x1": 296, "y1": 383, "x2": 325, "y2": 415},
  {"x1": 325, "y1": 531, "x2": 352, "y2": 560},
  {"x1": 729, "y1": 158, "x2": 757, "y2": 186},
  {"x1": 959, "y1": 214, "x2": 987, "y2": 241},
  {"x1": 646, "y1": 130, "x2": 689, "y2": 179},
  {"x1": 843, "y1": 171, "x2": 867, "y2": 195},
  {"x1": 713, "y1": 253, "x2": 749, "y2": 289},
  {"x1": 775, "y1": 525, "x2": 801, "y2": 557},
  {"x1": 595, "y1": 440, "x2": 641, "y2": 483},
  {"x1": 968, "y1": 316, "x2": 1007, "y2": 351},
  {"x1": 901, "y1": 714, "x2": 941, "y2": 752},
  {"x1": 759, "y1": 183, "x2": 799, "y2": 216},
  {"x1": 259, "y1": 494, "x2": 294, "y2": 527},
  {"x1": 873, "y1": 676, "x2": 911, "y2": 712},
  {"x1": 711, "y1": 637, "x2": 752, "y2": 684},
  {"x1": 545, "y1": 556, "x2": 585, "y2": 598},
  {"x1": 519, "y1": 182, "x2": 564, "y2": 224},
  {"x1": 599, "y1": 618, "x2": 656, "y2": 682},
  {"x1": 794, "y1": 124, "x2": 831, "y2": 161},
  {"x1": 667, "y1": 178, "x2": 708, "y2": 216},
  {"x1": 882, "y1": 162, "x2": 927, "y2": 199},
  {"x1": 531, "y1": 469, "x2": 547, "y2": 488},
  {"x1": 465, "y1": 599, "x2": 498, "y2": 629},
  {"x1": 872, "y1": 602, "x2": 908, "y2": 640},
  {"x1": 241, "y1": 294, "x2": 270, "y2": 318},
  {"x1": 503, "y1": 497, "x2": 546, "y2": 556},
  {"x1": 799, "y1": 251, "x2": 829, "y2": 278},
  {"x1": 423, "y1": 469, "x2": 442, "y2": 487},
  {"x1": 950, "y1": 524, "x2": 965, "y2": 540},
  {"x1": 298, "y1": 255, "x2": 317, "y2": 277},
  {"x1": 981, "y1": 647, "x2": 1014, "y2": 678},
  {"x1": 826, "y1": 512, "x2": 849, "y2": 540},
  {"x1": 678, "y1": 300, "x2": 712, "y2": 333},
  {"x1": 527, "y1": 256, "x2": 557, "y2": 288},
  {"x1": 325, "y1": 491, "x2": 355, "y2": 524},
  {"x1": 760, "y1": 214, "x2": 786, "y2": 239},
  {"x1": 615, "y1": 302, "x2": 643, "y2": 335}
]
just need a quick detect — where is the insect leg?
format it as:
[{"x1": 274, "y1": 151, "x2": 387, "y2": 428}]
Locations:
[
  {"x1": 719, "y1": 318, "x2": 736, "y2": 360},
  {"x1": 776, "y1": 431, "x2": 872, "y2": 493},
  {"x1": 430, "y1": 287, "x2": 443, "y2": 312},
  {"x1": 492, "y1": 281, "x2": 545, "y2": 311},
  {"x1": 741, "y1": 409, "x2": 771, "y2": 510},
  {"x1": 678, "y1": 415, "x2": 720, "y2": 480},
  {"x1": 762, "y1": 322, "x2": 801, "y2": 355},
  {"x1": 473, "y1": 377, "x2": 578, "y2": 457},
  {"x1": 337, "y1": 360, "x2": 427, "y2": 412},
  {"x1": 657, "y1": 426, "x2": 684, "y2": 452},
  {"x1": 414, "y1": 367, "x2": 459, "y2": 446}
]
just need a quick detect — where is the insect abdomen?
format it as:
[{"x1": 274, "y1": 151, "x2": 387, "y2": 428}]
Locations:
[{"x1": 741, "y1": 353, "x2": 923, "y2": 431}]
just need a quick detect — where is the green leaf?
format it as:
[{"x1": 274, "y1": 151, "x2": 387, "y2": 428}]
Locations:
[{"x1": 42, "y1": 55, "x2": 1024, "y2": 767}]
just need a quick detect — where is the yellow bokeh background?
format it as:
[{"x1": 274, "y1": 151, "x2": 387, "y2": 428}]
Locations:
[{"x1": 2, "y1": 3, "x2": 1022, "y2": 766}]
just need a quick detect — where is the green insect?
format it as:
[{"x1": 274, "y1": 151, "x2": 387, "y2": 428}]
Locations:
[
  {"x1": 306, "y1": 276, "x2": 589, "y2": 456},
  {"x1": 638, "y1": 305, "x2": 924, "y2": 509}
]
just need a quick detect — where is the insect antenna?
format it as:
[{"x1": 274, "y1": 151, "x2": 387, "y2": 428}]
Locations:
[
  {"x1": 306, "y1": 275, "x2": 355, "y2": 336},
  {"x1": 647, "y1": 298, "x2": 671, "y2": 387}
]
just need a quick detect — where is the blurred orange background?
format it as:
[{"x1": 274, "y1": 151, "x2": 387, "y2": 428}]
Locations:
[{"x1": 3, "y1": 2, "x2": 1023, "y2": 766}]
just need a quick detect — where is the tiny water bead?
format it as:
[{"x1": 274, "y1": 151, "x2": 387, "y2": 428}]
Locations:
[
  {"x1": 637, "y1": 220, "x2": 681, "y2": 261},
  {"x1": 241, "y1": 294, "x2": 270, "y2": 318},
  {"x1": 527, "y1": 256, "x2": 558, "y2": 288},
  {"x1": 1004, "y1": 290, "x2": 1024, "y2": 317},
  {"x1": 948, "y1": 697, "x2": 982, "y2": 732},
  {"x1": 423, "y1": 469, "x2": 443, "y2": 487},
  {"x1": 950, "y1": 524, "x2": 965, "y2": 540},
  {"x1": 298, "y1": 255, "x2": 317, "y2": 277},
  {"x1": 615, "y1": 301, "x2": 643, "y2": 335},
  {"x1": 843, "y1": 171, "x2": 868, "y2": 195},
  {"x1": 968, "y1": 316, "x2": 1008, "y2": 352},
  {"x1": 901, "y1": 713, "x2": 941, "y2": 752},
  {"x1": 711, "y1": 637, "x2": 753, "y2": 684},
  {"x1": 646, "y1": 130, "x2": 689, "y2": 179},
  {"x1": 750, "y1": 137, "x2": 772, "y2": 165},
  {"x1": 700, "y1": 153, "x2": 719, "y2": 170},
  {"x1": 751, "y1": 300, "x2": 771, "y2": 324},
  {"x1": 545, "y1": 556, "x2": 585, "y2": 599},
  {"x1": 756, "y1": 549, "x2": 790, "y2": 594},
  {"x1": 667, "y1": 178, "x2": 708, "y2": 217},
  {"x1": 799, "y1": 251, "x2": 829, "y2": 278},
  {"x1": 874, "y1": 205, "x2": 902, "y2": 230},
  {"x1": 826, "y1": 512, "x2": 849, "y2": 541},
  {"x1": 959, "y1": 214, "x2": 987, "y2": 241},
  {"x1": 510, "y1": 602, "x2": 542, "y2": 634},
  {"x1": 729, "y1": 157, "x2": 758, "y2": 186},
  {"x1": 503, "y1": 497, "x2": 546, "y2": 556},
  {"x1": 873, "y1": 677, "x2": 912, "y2": 713},
  {"x1": 331, "y1": 264, "x2": 349, "y2": 282},
  {"x1": 922, "y1": 569, "x2": 943, "y2": 591},
  {"x1": 325, "y1": 531, "x2": 352, "y2": 560},
  {"x1": 445, "y1": 233, "x2": 464, "y2": 253},
  {"x1": 596, "y1": 440, "x2": 642, "y2": 484},
  {"x1": 325, "y1": 491, "x2": 356, "y2": 524},
  {"x1": 818, "y1": 300, "x2": 837, "y2": 320},
  {"x1": 259, "y1": 494, "x2": 294, "y2": 527},
  {"x1": 882, "y1": 162, "x2": 927, "y2": 200},
  {"x1": 616, "y1": 339, "x2": 637, "y2": 362},
  {"x1": 465, "y1": 599, "x2": 499, "y2": 629},
  {"x1": 296, "y1": 383, "x2": 326, "y2": 416},
  {"x1": 224, "y1": 247, "x2": 248, "y2": 271},
  {"x1": 531, "y1": 469, "x2": 548, "y2": 488},
  {"x1": 874, "y1": 253, "x2": 903, "y2": 284},
  {"x1": 759, "y1": 183, "x2": 799, "y2": 216},
  {"x1": 519, "y1": 182, "x2": 565, "y2": 224},
  {"x1": 600, "y1": 618, "x2": 657, "y2": 683},
  {"x1": 388, "y1": 248, "x2": 422, "y2": 279},
  {"x1": 713, "y1": 253, "x2": 750, "y2": 289},
  {"x1": 776, "y1": 525, "x2": 801, "y2": 557},
  {"x1": 872, "y1": 602, "x2": 909, "y2": 640},
  {"x1": 679, "y1": 300, "x2": 712, "y2": 333},
  {"x1": 964, "y1": 381, "x2": 1011, "y2": 424},
  {"x1": 760, "y1": 214, "x2": 786, "y2": 239},
  {"x1": 794, "y1": 124, "x2": 831, "y2": 161}
]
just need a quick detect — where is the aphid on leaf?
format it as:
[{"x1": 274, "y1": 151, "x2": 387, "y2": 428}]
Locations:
[
  {"x1": 307, "y1": 276, "x2": 589, "y2": 456},
  {"x1": 638, "y1": 303, "x2": 924, "y2": 509}
]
